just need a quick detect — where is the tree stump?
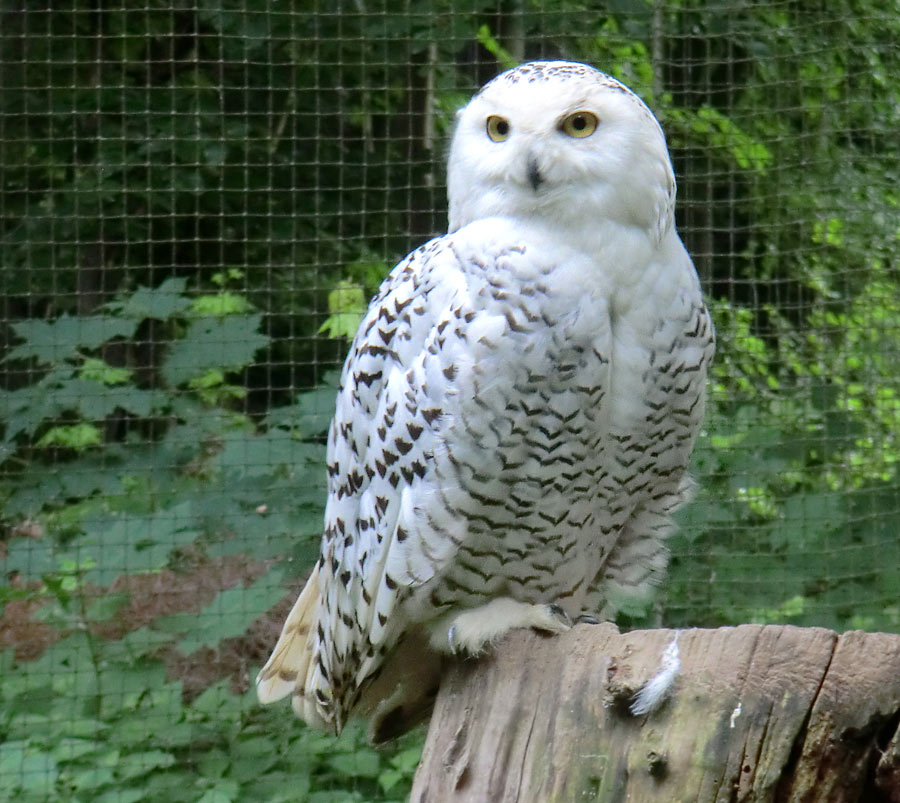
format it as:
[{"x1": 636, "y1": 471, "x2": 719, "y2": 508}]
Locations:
[{"x1": 410, "y1": 623, "x2": 900, "y2": 802}]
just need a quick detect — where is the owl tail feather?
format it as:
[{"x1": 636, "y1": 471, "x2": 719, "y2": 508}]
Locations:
[
  {"x1": 256, "y1": 564, "x2": 328, "y2": 729},
  {"x1": 257, "y1": 565, "x2": 443, "y2": 741}
]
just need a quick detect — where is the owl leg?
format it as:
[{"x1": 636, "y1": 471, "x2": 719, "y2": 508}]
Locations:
[{"x1": 429, "y1": 597, "x2": 571, "y2": 656}]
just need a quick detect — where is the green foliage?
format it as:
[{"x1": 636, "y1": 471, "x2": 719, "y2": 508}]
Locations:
[
  {"x1": 476, "y1": 26, "x2": 518, "y2": 70},
  {"x1": 0, "y1": 632, "x2": 423, "y2": 802},
  {"x1": 318, "y1": 281, "x2": 370, "y2": 341},
  {"x1": 161, "y1": 315, "x2": 270, "y2": 388},
  {"x1": 664, "y1": 106, "x2": 772, "y2": 174},
  {"x1": 36, "y1": 424, "x2": 103, "y2": 452},
  {"x1": 665, "y1": 283, "x2": 900, "y2": 633},
  {"x1": 0, "y1": 279, "x2": 420, "y2": 800},
  {"x1": 6, "y1": 317, "x2": 139, "y2": 365}
]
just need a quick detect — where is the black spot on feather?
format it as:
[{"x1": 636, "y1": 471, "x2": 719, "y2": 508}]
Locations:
[{"x1": 422, "y1": 407, "x2": 442, "y2": 424}]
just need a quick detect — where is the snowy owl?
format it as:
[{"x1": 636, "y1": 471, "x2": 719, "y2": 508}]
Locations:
[{"x1": 257, "y1": 60, "x2": 715, "y2": 741}]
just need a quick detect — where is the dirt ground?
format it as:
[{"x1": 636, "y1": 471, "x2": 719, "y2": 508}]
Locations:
[{"x1": 0, "y1": 554, "x2": 299, "y2": 700}]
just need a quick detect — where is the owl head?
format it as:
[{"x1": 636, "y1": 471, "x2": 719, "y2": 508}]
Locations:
[{"x1": 447, "y1": 61, "x2": 676, "y2": 245}]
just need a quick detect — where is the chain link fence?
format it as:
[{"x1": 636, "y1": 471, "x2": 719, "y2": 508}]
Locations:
[{"x1": 2, "y1": 1, "x2": 899, "y2": 799}]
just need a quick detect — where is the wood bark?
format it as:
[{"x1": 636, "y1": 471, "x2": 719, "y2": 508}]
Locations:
[{"x1": 410, "y1": 624, "x2": 900, "y2": 802}]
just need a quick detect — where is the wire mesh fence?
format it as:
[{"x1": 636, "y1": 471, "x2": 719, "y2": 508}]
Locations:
[{"x1": 1, "y1": 1, "x2": 899, "y2": 799}]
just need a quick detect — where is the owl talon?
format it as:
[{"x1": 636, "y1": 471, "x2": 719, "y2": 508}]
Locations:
[
  {"x1": 575, "y1": 614, "x2": 601, "y2": 625},
  {"x1": 539, "y1": 604, "x2": 572, "y2": 632}
]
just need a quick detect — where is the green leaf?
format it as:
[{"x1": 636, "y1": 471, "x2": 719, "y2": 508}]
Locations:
[
  {"x1": 378, "y1": 768, "x2": 405, "y2": 793},
  {"x1": 99, "y1": 667, "x2": 179, "y2": 726},
  {"x1": 161, "y1": 314, "x2": 270, "y2": 387},
  {"x1": 50, "y1": 737, "x2": 106, "y2": 763},
  {"x1": 112, "y1": 277, "x2": 191, "y2": 320},
  {"x1": 197, "y1": 784, "x2": 239, "y2": 803},
  {"x1": 78, "y1": 358, "x2": 133, "y2": 386},
  {"x1": 37, "y1": 423, "x2": 103, "y2": 450},
  {"x1": 188, "y1": 368, "x2": 226, "y2": 390},
  {"x1": 228, "y1": 736, "x2": 281, "y2": 781},
  {"x1": 326, "y1": 748, "x2": 382, "y2": 779},
  {"x1": 211, "y1": 268, "x2": 244, "y2": 287},
  {"x1": 2, "y1": 537, "x2": 57, "y2": 583},
  {"x1": 94, "y1": 787, "x2": 145, "y2": 803},
  {"x1": 211, "y1": 429, "x2": 324, "y2": 479},
  {"x1": 265, "y1": 371, "x2": 340, "y2": 438},
  {"x1": 6, "y1": 316, "x2": 138, "y2": 365},
  {"x1": 176, "y1": 569, "x2": 286, "y2": 653},
  {"x1": 187, "y1": 369, "x2": 247, "y2": 404},
  {"x1": 75, "y1": 382, "x2": 169, "y2": 420},
  {"x1": 190, "y1": 292, "x2": 253, "y2": 316},
  {"x1": 389, "y1": 745, "x2": 423, "y2": 773},
  {"x1": 246, "y1": 770, "x2": 311, "y2": 802},
  {"x1": 188, "y1": 683, "x2": 240, "y2": 718},
  {"x1": 2, "y1": 374, "x2": 166, "y2": 428},
  {"x1": 318, "y1": 280, "x2": 367, "y2": 340},
  {"x1": 203, "y1": 502, "x2": 323, "y2": 562},
  {"x1": 84, "y1": 593, "x2": 129, "y2": 623},
  {"x1": 115, "y1": 750, "x2": 176, "y2": 781},
  {"x1": 3, "y1": 473, "x2": 67, "y2": 517},
  {"x1": 102, "y1": 627, "x2": 176, "y2": 661},
  {"x1": 195, "y1": 749, "x2": 229, "y2": 779},
  {"x1": 0, "y1": 740, "x2": 58, "y2": 795},
  {"x1": 70, "y1": 764, "x2": 116, "y2": 792},
  {"x1": 0, "y1": 369, "x2": 75, "y2": 439},
  {"x1": 476, "y1": 25, "x2": 518, "y2": 69},
  {"x1": 63, "y1": 505, "x2": 201, "y2": 585}
]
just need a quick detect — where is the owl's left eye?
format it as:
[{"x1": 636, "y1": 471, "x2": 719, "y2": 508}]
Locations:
[{"x1": 560, "y1": 111, "x2": 598, "y2": 138}]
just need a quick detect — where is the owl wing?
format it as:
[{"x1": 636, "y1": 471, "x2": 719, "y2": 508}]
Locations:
[{"x1": 260, "y1": 234, "x2": 490, "y2": 730}]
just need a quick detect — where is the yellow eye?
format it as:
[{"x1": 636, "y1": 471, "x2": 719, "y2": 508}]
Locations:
[
  {"x1": 486, "y1": 115, "x2": 511, "y2": 142},
  {"x1": 560, "y1": 111, "x2": 598, "y2": 138}
]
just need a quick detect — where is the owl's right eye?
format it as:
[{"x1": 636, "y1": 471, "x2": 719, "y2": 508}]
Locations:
[{"x1": 486, "y1": 116, "x2": 511, "y2": 142}]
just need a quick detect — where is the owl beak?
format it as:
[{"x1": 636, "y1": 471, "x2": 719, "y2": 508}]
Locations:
[{"x1": 526, "y1": 156, "x2": 544, "y2": 191}]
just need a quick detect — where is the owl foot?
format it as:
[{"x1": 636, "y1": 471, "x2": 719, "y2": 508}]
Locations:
[
  {"x1": 574, "y1": 613, "x2": 602, "y2": 625},
  {"x1": 432, "y1": 597, "x2": 572, "y2": 656}
]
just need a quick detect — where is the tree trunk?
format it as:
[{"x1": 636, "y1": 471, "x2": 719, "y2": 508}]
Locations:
[{"x1": 410, "y1": 623, "x2": 900, "y2": 802}]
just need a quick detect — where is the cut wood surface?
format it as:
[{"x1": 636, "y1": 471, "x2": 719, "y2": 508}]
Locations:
[{"x1": 410, "y1": 623, "x2": 900, "y2": 803}]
